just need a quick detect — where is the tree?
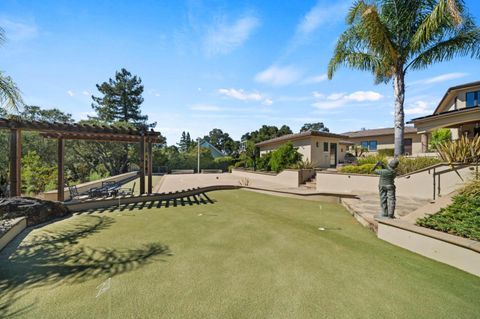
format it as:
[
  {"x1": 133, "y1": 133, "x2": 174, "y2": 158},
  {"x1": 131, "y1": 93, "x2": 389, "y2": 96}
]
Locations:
[
  {"x1": 242, "y1": 125, "x2": 293, "y2": 144},
  {"x1": 430, "y1": 128, "x2": 452, "y2": 150},
  {"x1": 328, "y1": 0, "x2": 480, "y2": 156},
  {"x1": 203, "y1": 128, "x2": 238, "y2": 155},
  {"x1": 91, "y1": 68, "x2": 150, "y2": 126},
  {"x1": 0, "y1": 27, "x2": 23, "y2": 111},
  {"x1": 300, "y1": 122, "x2": 329, "y2": 132},
  {"x1": 21, "y1": 105, "x2": 73, "y2": 123},
  {"x1": 177, "y1": 131, "x2": 193, "y2": 152},
  {"x1": 91, "y1": 68, "x2": 152, "y2": 173}
]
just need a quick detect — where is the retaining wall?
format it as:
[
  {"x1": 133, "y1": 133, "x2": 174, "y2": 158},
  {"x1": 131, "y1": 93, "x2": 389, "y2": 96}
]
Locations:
[
  {"x1": 316, "y1": 164, "x2": 474, "y2": 199},
  {"x1": 0, "y1": 217, "x2": 26, "y2": 251},
  {"x1": 231, "y1": 169, "x2": 315, "y2": 188},
  {"x1": 377, "y1": 218, "x2": 480, "y2": 277}
]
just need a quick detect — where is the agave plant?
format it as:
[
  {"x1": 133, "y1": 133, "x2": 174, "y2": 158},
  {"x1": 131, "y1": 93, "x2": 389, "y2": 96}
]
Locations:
[{"x1": 436, "y1": 135, "x2": 480, "y2": 164}]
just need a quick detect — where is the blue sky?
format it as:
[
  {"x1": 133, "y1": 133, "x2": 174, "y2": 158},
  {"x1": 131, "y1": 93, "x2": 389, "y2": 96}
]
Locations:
[{"x1": 1, "y1": 0, "x2": 480, "y2": 145}]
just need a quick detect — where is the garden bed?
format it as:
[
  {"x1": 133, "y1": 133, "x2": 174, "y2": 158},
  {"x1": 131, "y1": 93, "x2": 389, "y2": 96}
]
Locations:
[{"x1": 417, "y1": 179, "x2": 480, "y2": 241}]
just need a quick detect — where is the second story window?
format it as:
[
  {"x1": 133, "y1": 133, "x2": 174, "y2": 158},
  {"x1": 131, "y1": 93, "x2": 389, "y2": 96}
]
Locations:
[{"x1": 466, "y1": 91, "x2": 479, "y2": 108}]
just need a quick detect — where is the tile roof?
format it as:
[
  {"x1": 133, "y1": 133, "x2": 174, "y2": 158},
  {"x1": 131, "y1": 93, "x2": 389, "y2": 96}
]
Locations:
[
  {"x1": 255, "y1": 130, "x2": 349, "y2": 147},
  {"x1": 342, "y1": 126, "x2": 417, "y2": 138}
]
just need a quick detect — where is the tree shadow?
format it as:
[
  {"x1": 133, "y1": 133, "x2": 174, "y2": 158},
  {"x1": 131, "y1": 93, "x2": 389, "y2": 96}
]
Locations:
[{"x1": 0, "y1": 215, "x2": 171, "y2": 318}]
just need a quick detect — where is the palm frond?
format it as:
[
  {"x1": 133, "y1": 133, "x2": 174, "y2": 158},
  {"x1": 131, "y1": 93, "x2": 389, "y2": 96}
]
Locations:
[
  {"x1": 411, "y1": 0, "x2": 464, "y2": 52},
  {"x1": 357, "y1": 3, "x2": 399, "y2": 62},
  {"x1": 0, "y1": 72, "x2": 23, "y2": 111},
  {"x1": 408, "y1": 26, "x2": 480, "y2": 70},
  {"x1": 0, "y1": 27, "x2": 5, "y2": 45}
]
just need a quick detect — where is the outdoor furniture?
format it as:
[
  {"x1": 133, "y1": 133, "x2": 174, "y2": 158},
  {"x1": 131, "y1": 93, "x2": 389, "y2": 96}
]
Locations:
[
  {"x1": 88, "y1": 182, "x2": 121, "y2": 198},
  {"x1": 68, "y1": 185, "x2": 80, "y2": 201},
  {"x1": 117, "y1": 182, "x2": 136, "y2": 196}
]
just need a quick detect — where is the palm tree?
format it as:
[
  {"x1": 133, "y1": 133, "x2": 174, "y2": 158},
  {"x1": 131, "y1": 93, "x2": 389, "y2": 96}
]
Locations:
[
  {"x1": 0, "y1": 27, "x2": 23, "y2": 112},
  {"x1": 328, "y1": 0, "x2": 480, "y2": 156}
]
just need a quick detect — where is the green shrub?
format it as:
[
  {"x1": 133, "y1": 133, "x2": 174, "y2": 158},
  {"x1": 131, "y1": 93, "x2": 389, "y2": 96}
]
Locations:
[
  {"x1": 396, "y1": 156, "x2": 441, "y2": 175},
  {"x1": 436, "y1": 135, "x2": 480, "y2": 164},
  {"x1": 357, "y1": 154, "x2": 387, "y2": 166},
  {"x1": 257, "y1": 151, "x2": 273, "y2": 171},
  {"x1": 268, "y1": 142, "x2": 302, "y2": 173},
  {"x1": 417, "y1": 179, "x2": 480, "y2": 241},
  {"x1": 377, "y1": 148, "x2": 394, "y2": 157},
  {"x1": 339, "y1": 163, "x2": 376, "y2": 174},
  {"x1": 429, "y1": 128, "x2": 451, "y2": 150},
  {"x1": 21, "y1": 151, "x2": 57, "y2": 195}
]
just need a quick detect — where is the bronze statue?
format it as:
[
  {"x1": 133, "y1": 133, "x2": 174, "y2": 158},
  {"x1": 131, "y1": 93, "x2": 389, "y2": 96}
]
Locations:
[{"x1": 372, "y1": 158, "x2": 399, "y2": 218}]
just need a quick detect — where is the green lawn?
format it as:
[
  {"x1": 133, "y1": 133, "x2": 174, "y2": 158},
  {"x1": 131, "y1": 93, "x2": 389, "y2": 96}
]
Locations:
[{"x1": 1, "y1": 190, "x2": 479, "y2": 318}]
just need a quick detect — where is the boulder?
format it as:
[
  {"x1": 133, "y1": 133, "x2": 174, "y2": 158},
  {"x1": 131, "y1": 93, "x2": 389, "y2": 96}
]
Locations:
[{"x1": 0, "y1": 197, "x2": 70, "y2": 226}]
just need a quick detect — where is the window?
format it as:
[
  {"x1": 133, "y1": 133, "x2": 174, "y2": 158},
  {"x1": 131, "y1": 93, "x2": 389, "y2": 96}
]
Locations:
[
  {"x1": 316, "y1": 141, "x2": 319, "y2": 147},
  {"x1": 323, "y1": 142, "x2": 329, "y2": 152},
  {"x1": 368, "y1": 140, "x2": 377, "y2": 151},
  {"x1": 466, "y1": 92, "x2": 476, "y2": 108},
  {"x1": 360, "y1": 141, "x2": 369, "y2": 149}
]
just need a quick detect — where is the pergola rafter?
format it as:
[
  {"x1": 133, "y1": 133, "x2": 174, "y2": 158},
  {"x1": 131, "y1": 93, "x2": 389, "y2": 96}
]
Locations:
[{"x1": 0, "y1": 117, "x2": 162, "y2": 201}]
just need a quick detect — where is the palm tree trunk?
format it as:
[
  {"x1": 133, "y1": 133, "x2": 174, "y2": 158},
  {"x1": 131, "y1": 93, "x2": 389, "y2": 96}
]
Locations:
[{"x1": 393, "y1": 69, "x2": 405, "y2": 157}]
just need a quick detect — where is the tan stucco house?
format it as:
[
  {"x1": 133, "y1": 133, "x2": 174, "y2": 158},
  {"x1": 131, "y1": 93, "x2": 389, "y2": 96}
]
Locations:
[
  {"x1": 409, "y1": 81, "x2": 480, "y2": 150},
  {"x1": 255, "y1": 130, "x2": 353, "y2": 168},
  {"x1": 343, "y1": 127, "x2": 421, "y2": 155}
]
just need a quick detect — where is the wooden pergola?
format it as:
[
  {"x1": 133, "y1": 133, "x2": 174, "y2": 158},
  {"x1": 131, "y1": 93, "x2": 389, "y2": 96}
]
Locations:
[{"x1": 0, "y1": 117, "x2": 163, "y2": 201}]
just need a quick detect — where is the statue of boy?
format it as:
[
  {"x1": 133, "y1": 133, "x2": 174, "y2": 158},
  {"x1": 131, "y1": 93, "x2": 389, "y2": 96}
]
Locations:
[{"x1": 372, "y1": 158, "x2": 399, "y2": 218}]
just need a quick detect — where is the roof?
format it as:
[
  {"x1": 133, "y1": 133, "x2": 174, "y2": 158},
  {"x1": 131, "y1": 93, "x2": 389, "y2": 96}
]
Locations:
[
  {"x1": 200, "y1": 140, "x2": 225, "y2": 158},
  {"x1": 255, "y1": 130, "x2": 348, "y2": 147},
  {"x1": 0, "y1": 117, "x2": 163, "y2": 143},
  {"x1": 433, "y1": 80, "x2": 480, "y2": 114},
  {"x1": 408, "y1": 106, "x2": 480, "y2": 124},
  {"x1": 342, "y1": 127, "x2": 417, "y2": 138}
]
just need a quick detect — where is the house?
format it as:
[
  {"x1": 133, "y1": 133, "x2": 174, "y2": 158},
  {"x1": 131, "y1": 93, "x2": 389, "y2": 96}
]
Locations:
[
  {"x1": 408, "y1": 81, "x2": 480, "y2": 151},
  {"x1": 343, "y1": 127, "x2": 421, "y2": 155},
  {"x1": 255, "y1": 130, "x2": 353, "y2": 168}
]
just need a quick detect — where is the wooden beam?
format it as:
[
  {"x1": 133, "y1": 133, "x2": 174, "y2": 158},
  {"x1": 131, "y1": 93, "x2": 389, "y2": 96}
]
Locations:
[
  {"x1": 57, "y1": 138, "x2": 65, "y2": 202},
  {"x1": 9, "y1": 129, "x2": 21, "y2": 197},
  {"x1": 147, "y1": 141, "x2": 153, "y2": 194},
  {"x1": 139, "y1": 135, "x2": 146, "y2": 195}
]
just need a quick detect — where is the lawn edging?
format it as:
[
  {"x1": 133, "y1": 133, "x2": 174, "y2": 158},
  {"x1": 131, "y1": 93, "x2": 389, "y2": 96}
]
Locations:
[
  {"x1": 376, "y1": 217, "x2": 480, "y2": 277},
  {"x1": 0, "y1": 217, "x2": 26, "y2": 252}
]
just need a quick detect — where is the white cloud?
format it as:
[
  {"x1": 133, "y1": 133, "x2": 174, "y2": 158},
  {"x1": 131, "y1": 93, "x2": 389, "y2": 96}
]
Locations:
[
  {"x1": 301, "y1": 73, "x2": 328, "y2": 85},
  {"x1": 0, "y1": 17, "x2": 38, "y2": 41},
  {"x1": 218, "y1": 88, "x2": 262, "y2": 101},
  {"x1": 297, "y1": 2, "x2": 346, "y2": 35},
  {"x1": 67, "y1": 90, "x2": 75, "y2": 97},
  {"x1": 204, "y1": 15, "x2": 259, "y2": 56},
  {"x1": 190, "y1": 104, "x2": 223, "y2": 112},
  {"x1": 255, "y1": 65, "x2": 303, "y2": 86},
  {"x1": 312, "y1": 90, "x2": 383, "y2": 109},
  {"x1": 405, "y1": 100, "x2": 434, "y2": 115},
  {"x1": 82, "y1": 91, "x2": 91, "y2": 96},
  {"x1": 262, "y1": 98, "x2": 273, "y2": 106},
  {"x1": 413, "y1": 72, "x2": 468, "y2": 85},
  {"x1": 217, "y1": 88, "x2": 273, "y2": 105}
]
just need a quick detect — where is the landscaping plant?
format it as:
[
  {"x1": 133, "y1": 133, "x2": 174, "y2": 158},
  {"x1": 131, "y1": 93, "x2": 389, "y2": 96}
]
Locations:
[
  {"x1": 436, "y1": 135, "x2": 480, "y2": 164},
  {"x1": 417, "y1": 178, "x2": 480, "y2": 241}
]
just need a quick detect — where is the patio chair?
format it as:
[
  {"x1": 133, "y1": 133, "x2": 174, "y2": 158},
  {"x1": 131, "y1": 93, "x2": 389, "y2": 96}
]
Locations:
[
  {"x1": 117, "y1": 182, "x2": 136, "y2": 196},
  {"x1": 68, "y1": 185, "x2": 80, "y2": 201}
]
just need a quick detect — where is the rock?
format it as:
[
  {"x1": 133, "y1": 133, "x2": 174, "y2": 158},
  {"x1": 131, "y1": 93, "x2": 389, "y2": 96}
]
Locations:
[{"x1": 0, "y1": 197, "x2": 70, "y2": 226}]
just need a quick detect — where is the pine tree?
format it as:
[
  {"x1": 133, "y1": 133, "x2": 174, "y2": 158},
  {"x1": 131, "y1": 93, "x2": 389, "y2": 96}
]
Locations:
[
  {"x1": 178, "y1": 131, "x2": 193, "y2": 152},
  {"x1": 91, "y1": 68, "x2": 149, "y2": 127}
]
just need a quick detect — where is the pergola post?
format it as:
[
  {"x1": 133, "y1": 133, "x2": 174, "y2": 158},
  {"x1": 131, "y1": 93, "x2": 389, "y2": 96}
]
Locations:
[
  {"x1": 57, "y1": 138, "x2": 65, "y2": 202},
  {"x1": 147, "y1": 140, "x2": 153, "y2": 194},
  {"x1": 9, "y1": 128, "x2": 22, "y2": 197},
  {"x1": 139, "y1": 135, "x2": 146, "y2": 195}
]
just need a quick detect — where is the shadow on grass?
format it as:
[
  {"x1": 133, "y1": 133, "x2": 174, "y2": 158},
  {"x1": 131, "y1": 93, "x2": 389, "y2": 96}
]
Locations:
[
  {"x1": 0, "y1": 215, "x2": 171, "y2": 318},
  {"x1": 82, "y1": 192, "x2": 217, "y2": 214}
]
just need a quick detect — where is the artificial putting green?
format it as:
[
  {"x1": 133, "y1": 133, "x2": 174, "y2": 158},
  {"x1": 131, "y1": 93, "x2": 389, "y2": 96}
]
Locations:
[{"x1": 1, "y1": 190, "x2": 479, "y2": 318}]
